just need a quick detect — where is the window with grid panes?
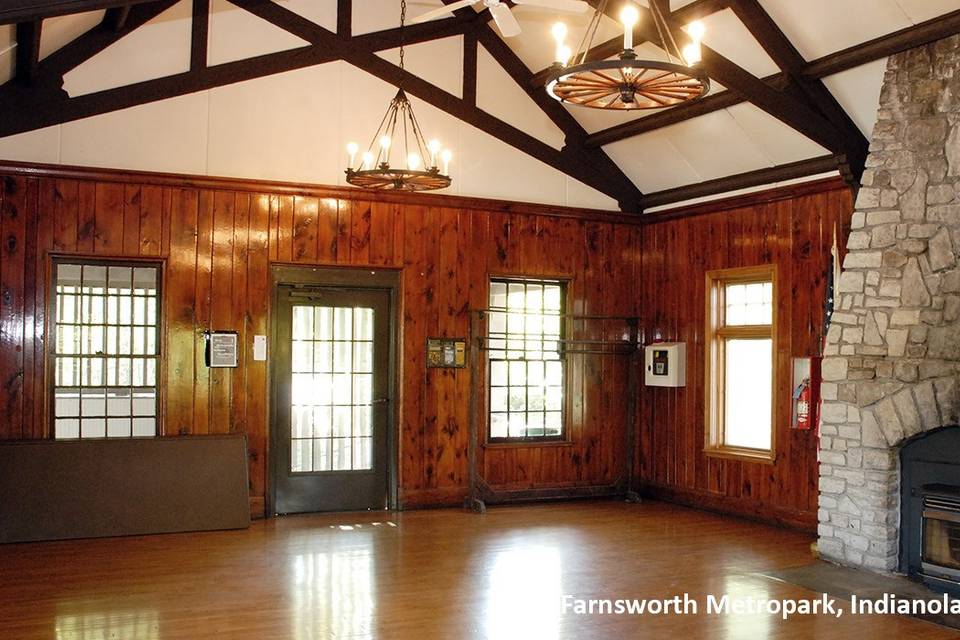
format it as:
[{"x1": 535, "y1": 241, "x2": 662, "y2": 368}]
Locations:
[
  {"x1": 290, "y1": 305, "x2": 374, "y2": 472},
  {"x1": 487, "y1": 279, "x2": 564, "y2": 441},
  {"x1": 704, "y1": 265, "x2": 776, "y2": 461},
  {"x1": 53, "y1": 262, "x2": 160, "y2": 439}
]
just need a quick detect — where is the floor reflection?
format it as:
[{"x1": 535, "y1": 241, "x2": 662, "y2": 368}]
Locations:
[
  {"x1": 288, "y1": 521, "x2": 381, "y2": 640},
  {"x1": 485, "y1": 543, "x2": 562, "y2": 640},
  {"x1": 55, "y1": 607, "x2": 159, "y2": 640}
]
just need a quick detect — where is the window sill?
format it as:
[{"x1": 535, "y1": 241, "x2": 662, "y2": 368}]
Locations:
[
  {"x1": 483, "y1": 439, "x2": 574, "y2": 449},
  {"x1": 704, "y1": 446, "x2": 775, "y2": 465}
]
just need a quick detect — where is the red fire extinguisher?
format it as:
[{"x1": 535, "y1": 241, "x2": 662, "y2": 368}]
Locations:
[{"x1": 793, "y1": 378, "x2": 813, "y2": 431}]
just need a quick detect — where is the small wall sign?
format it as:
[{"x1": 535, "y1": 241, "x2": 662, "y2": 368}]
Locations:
[
  {"x1": 426, "y1": 338, "x2": 466, "y2": 368},
  {"x1": 205, "y1": 332, "x2": 239, "y2": 368}
]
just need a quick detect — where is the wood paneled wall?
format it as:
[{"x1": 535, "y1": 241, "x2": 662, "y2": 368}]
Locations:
[
  {"x1": 638, "y1": 183, "x2": 854, "y2": 530},
  {"x1": 0, "y1": 165, "x2": 642, "y2": 516}
]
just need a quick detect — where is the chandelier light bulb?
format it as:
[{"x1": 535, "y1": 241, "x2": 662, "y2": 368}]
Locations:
[
  {"x1": 686, "y1": 20, "x2": 706, "y2": 42},
  {"x1": 556, "y1": 44, "x2": 572, "y2": 66},
  {"x1": 620, "y1": 4, "x2": 640, "y2": 50},
  {"x1": 361, "y1": 151, "x2": 374, "y2": 169},
  {"x1": 427, "y1": 139, "x2": 442, "y2": 167},
  {"x1": 379, "y1": 135, "x2": 391, "y2": 150},
  {"x1": 682, "y1": 42, "x2": 702, "y2": 66},
  {"x1": 551, "y1": 22, "x2": 568, "y2": 44},
  {"x1": 441, "y1": 149, "x2": 452, "y2": 175},
  {"x1": 407, "y1": 153, "x2": 421, "y2": 170},
  {"x1": 346, "y1": 142, "x2": 359, "y2": 169}
]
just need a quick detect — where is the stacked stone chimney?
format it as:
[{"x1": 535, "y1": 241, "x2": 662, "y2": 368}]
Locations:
[{"x1": 817, "y1": 36, "x2": 960, "y2": 572}]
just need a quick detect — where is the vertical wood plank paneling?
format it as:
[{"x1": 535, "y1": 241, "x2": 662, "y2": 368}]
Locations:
[
  {"x1": 165, "y1": 189, "x2": 199, "y2": 436},
  {"x1": 0, "y1": 177, "x2": 26, "y2": 439},
  {"x1": 0, "y1": 163, "x2": 850, "y2": 522},
  {"x1": 192, "y1": 191, "x2": 214, "y2": 435},
  {"x1": 93, "y1": 183, "x2": 124, "y2": 255},
  {"x1": 638, "y1": 187, "x2": 854, "y2": 529},
  {"x1": 209, "y1": 191, "x2": 235, "y2": 435}
]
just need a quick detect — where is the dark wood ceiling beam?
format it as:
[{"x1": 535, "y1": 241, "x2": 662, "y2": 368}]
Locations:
[
  {"x1": 0, "y1": 0, "x2": 157, "y2": 24},
  {"x1": 14, "y1": 20, "x2": 42, "y2": 86},
  {"x1": 728, "y1": 0, "x2": 867, "y2": 183},
  {"x1": 190, "y1": 0, "x2": 208, "y2": 71},
  {"x1": 102, "y1": 5, "x2": 132, "y2": 32},
  {"x1": 462, "y1": 30, "x2": 477, "y2": 107},
  {"x1": 337, "y1": 0, "x2": 351, "y2": 37},
  {"x1": 805, "y1": 9, "x2": 960, "y2": 78},
  {"x1": 640, "y1": 155, "x2": 841, "y2": 209}
]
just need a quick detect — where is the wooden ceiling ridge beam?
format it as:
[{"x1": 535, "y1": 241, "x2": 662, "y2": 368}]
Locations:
[
  {"x1": 804, "y1": 8, "x2": 960, "y2": 78},
  {"x1": 640, "y1": 154, "x2": 841, "y2": 209},
  {"x1": 729, "y1": 0, "x2": 867, "y2": 184}
]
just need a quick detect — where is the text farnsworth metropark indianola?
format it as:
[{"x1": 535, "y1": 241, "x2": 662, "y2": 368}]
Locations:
[{"x1": 561, "y1": 593, "x2": 960, "y2": 619}]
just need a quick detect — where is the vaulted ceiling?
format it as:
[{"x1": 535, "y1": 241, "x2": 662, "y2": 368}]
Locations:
[{"x1": 0, "y1": 0, "x2": 958, "y2": 213}]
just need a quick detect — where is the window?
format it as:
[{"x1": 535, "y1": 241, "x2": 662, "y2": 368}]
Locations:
[
  {"x1": 487, "y1": 278, "x2": 565, "y2": 441},
  {"x1": 53, "y1": 262, "x2": 160, "y2": 439},
  {"x1": 704, "y1": 265, "x2": 776, "y2": 461}
]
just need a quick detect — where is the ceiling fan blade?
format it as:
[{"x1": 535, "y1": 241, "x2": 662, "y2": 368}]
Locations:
[
  {"x1": 511, "y1": 0, "x2": 589, "y2": 13},
  {"x1": 408, "y1": 0, "x2": 478, "y2": 24},
  {"x1": 490, "y1": 3, "x2": 522, "y2": 37}
]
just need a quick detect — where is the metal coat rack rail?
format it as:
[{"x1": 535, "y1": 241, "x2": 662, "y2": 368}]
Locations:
[{"x1": 466, "y1": 309, "x2": 642, "y2": 513}]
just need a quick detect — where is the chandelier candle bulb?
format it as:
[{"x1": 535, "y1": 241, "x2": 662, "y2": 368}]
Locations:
[
  {"x1": 361, "y1": 151, "x2": 373, "y2": 170},
  {"x1": 556, "y1": 44, "x2": 572, "y2": 66},
  {"x1": 427, "y1": 139, "x2": 442, "y2": 168},
  {"x1": 683, "y1": 42, "x2": 701, "y2": 66},
  {"x1": 441, "y1": 149, "x2": 452, "y2": 176},
  {"x1": 407, "y1": 153, "x2": 421, "y2": 170},
  {"x1": 346, "y1": 142, "x2": 359, "y2": 169},
  {"x1": 687, "y1": 20, "x2": 706, "y2": 42},
  {"x1": 620, "y1": 4, "x2": 639, "y2": 50}
]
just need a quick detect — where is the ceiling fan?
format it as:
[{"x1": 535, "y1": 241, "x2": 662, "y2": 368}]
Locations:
[{"x1": 410, "y1": 0, "x2": 590, "y2": 38}]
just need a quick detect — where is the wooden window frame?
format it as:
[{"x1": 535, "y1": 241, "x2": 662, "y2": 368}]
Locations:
[
  {"x1": 485, "y1": 276, "x2": 569, "y2": 445},
  {"x1": 704, "y1": 264, "x2": 777, "y2": 464}
]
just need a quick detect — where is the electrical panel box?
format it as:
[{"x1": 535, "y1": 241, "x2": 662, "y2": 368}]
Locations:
[{"x1": 644, "y1": 342, "x2": 686, "y2": 387}]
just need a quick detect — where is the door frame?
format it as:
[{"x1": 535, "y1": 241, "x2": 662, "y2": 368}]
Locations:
[{"x1": 267, "y1": 265, "x2": 401, "y2": 515}]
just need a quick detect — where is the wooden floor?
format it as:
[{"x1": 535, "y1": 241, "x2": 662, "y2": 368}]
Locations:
[{"x1": 0, "y1": 500, "x2": 956, "y2": 639}]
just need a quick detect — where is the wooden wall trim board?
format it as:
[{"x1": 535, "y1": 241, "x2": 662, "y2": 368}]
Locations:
[{"x1": 0, "y1": 161, "x2": 851, "y2": 528}]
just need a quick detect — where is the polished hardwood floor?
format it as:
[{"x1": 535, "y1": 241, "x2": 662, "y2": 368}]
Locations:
[{"x1": 0, "y1": 500, "x2": 956, "y2": 639}]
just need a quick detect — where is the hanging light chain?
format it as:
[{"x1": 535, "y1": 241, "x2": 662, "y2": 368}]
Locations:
[{"x1": 399, "y1": 0, "x2": 406, "y2": 72}]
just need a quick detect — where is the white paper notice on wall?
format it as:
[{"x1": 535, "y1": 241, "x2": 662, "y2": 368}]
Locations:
[{"x1": 253, "y1": 335, "x2": 267, "y2": 361}]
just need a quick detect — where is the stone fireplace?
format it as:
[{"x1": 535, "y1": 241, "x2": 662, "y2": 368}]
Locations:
[{"x1": 818, "y1": 34, "x2": 960, "y2": 574}]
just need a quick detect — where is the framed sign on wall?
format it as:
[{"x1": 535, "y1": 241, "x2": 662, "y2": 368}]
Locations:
[{"x1": 205, "y1": 332, "x2": 239, "y2": 368}]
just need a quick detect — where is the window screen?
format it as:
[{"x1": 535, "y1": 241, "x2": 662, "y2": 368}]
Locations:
[
  {"x1": 53, "y1": 262, "x2": 160, "y2": 439},
  {"x1": 487, "y1": 279, "x2": 564, "y2": 441}
]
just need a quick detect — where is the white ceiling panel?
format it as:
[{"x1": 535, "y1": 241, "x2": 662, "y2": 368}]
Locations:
[
  {"x1": 274, "y1": 0, "x2": 338, "y2": 32},
  {"x1": 60, "y1": 91, "x2": 209, "y2": 174},
  {"x1": 41, "y1": 11, "x2": 105, "y2": 60},
  {"x1": 658, "y1": 109, "x2": 773, "y2": 181},
  {"x1": 893, "y1": 0, "x2": 960, "y2": 23},
  {"x1": 355, "y1": 0, "x2": 403, "y2": 35},
  {"x1": 726, "y1": 103, "x2": 828, "y2": 165},
  {"x1": 699, "y1": 8, "x2": 779, "y2": 78},
  {"x1": 62, "y1": 0, "x2": 191, "y2": 97},
  {"x1": 208, "y1": 64, "x2": 342, "y2": 184},
  {"x1": 757, "y1": 0, "x2": 912, "y2": 61},
  {"x1": 377, "y1": 36, "x2": 464, "y2": 98},
  {"x1": 822, "y1": 58, "x2": 889, "y2": 138},
  {"x1": 566, "y1": 177, "x2": 619, "y2": 210},
  {"x1": 603, "y1": 130, "x2": 700, "y2": 193},
  {"x1": 208, "y1": 0, "x2": 309, "y2": 66},
  {"x1": 476, "y1": 44, "x2": 564, "y2": 150},
  {"x1": 0, "y1": 126, "x2": 60, "y2": 165}
]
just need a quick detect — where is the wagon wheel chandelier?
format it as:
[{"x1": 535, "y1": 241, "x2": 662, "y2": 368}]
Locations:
[
  {"x1": 546, "y1": 0, "x2": 710, "y2": 110},
  {"x1": 344, "y1": 0, "x2": 452, "y2": 191}
]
